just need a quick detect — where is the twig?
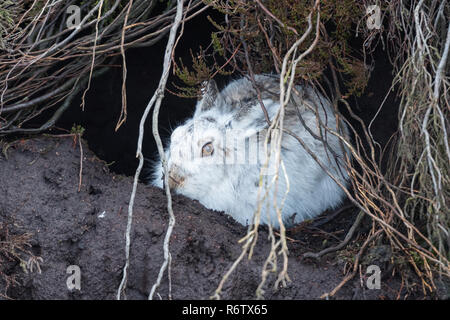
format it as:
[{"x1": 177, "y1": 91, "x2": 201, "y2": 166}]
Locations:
[
  {"x1": 80, "y1": 0, "x2": 104, "y2": 111},
  {"x1": 254, "y1": 0, "x2": 298, "y2": 36},
  {"x1": 148, "y1": 0, "x2": 185, "y2": 301},
  {"x1": 115, "y1": 0, "x2": 134, "y2": 131},
  {"x1": 77, "y1": 134, "x2": 83, "y2": 192},
  {"x1": 116, "y1": 0, "x2": 185, "y2": 301},
  {"x1": 302, "y1": 210, "x2": 364, "y2": 260}
]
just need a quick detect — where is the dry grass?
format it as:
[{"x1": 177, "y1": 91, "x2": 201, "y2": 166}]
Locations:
[{"x1": 0, "y1": 218, "x2": 42, "y2": 299}]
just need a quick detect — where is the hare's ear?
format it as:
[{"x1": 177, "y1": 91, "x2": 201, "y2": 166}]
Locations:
[{"x1": 194, "y1": 79, "x2": 220, "y2": 116}]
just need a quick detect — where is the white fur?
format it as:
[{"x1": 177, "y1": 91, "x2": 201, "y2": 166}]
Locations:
[{"x1": 152, "y1": 75, "x2": 350, "y2": 228}]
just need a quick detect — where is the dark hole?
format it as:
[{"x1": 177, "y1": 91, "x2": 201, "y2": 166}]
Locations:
[{"x1": 56, "y1": 9, "x2": 226, "y2": 182}]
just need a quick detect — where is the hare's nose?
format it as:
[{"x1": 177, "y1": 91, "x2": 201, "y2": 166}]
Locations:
[
  {"x1": 168, "y1": 175, "x2": 179, "y2": 190},
  {"x1": 168, "y1": 165, "x2": 185, "y2": 190}
]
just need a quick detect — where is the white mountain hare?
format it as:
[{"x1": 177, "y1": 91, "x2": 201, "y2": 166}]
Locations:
[{"x1": 152, "y1": 74, "x2": 350, "y2": 228}]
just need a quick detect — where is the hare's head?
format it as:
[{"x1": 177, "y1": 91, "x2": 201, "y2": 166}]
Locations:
[{"x1": 160, "y1": 76, "x2": 280, "y2": 198}]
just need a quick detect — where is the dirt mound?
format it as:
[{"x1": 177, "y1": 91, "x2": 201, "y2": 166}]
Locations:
[{"x1": 0, "y1": 136, "x2": 396, "y2": 299}]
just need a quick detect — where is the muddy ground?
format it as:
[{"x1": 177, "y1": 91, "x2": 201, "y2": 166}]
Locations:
[{"x1": 0, "y1": 136, "x2": 407, "y2": 300}]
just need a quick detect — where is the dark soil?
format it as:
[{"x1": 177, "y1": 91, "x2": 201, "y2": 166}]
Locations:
[{"x1": 0, "y1": 136, "x2": 403, "y2": 300}]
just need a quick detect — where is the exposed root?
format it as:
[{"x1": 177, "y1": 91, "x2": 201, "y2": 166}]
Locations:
[{"x1": 302, "y1": 210, "x2": 364, "y2": 260}]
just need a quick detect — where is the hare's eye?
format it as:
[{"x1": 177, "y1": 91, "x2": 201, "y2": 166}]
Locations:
[{"x1": 201, "y1": 142, "x2": 214, "y2": 157}]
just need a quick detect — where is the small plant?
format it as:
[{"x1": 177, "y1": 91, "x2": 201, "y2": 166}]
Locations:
[{"x1": 70, "y1": 124, "x2": 85, "y2": 136}]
